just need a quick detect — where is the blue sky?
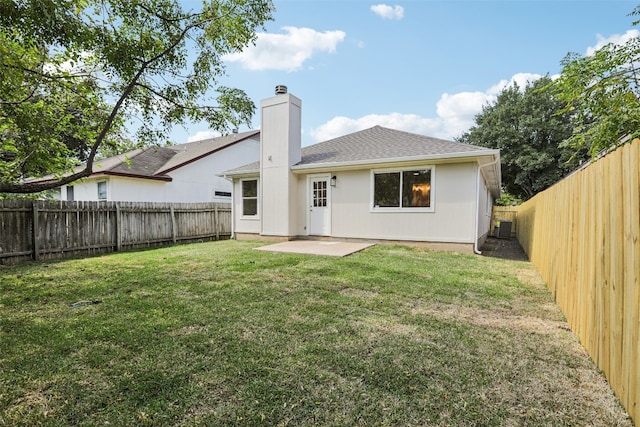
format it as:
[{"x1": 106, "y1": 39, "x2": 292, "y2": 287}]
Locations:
[{"x1": 178, "y1": 0, "x2": 639, "y2": 147}]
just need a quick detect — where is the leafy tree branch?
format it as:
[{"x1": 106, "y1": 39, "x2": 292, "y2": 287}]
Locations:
[
  {"x1": 0, "y1": 0, "x2": 274, "y2": 193},
  {"x1": 458, "y1": 77, "x2": 589, "y2": 201},
  {"x1": 553, "y1": 6, "x2": 640, "y2": 156}
]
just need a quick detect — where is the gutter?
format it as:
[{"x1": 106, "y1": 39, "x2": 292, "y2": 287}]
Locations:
[
  {"x1": 290, "y1": 149, "x2": 500, "y2": 173},
  {"x1": 220, "y1": 169, "x2": 260, "y2": 179},
  {"x1": 474, "y1": 154, "x2": 500, "y2": 255}
]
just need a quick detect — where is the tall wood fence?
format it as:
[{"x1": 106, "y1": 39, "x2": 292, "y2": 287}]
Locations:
[
  {"x1": 516, "y1": 139, "x2": 639, "y2": 424},
  {"x1": 0, "y1": 200, "x2": 231, "y2": 265},
  {"x1": 490, "y1": 206, "x2": 518, "y2": 237}
]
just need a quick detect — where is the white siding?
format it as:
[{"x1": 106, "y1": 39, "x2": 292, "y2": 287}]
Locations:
[
  {"x1": 56, "y1": 138, "x2": 259, "y2": 203},
  {"x1": 232, "y1": 177, "x2": 261, "y2": 234},
  {"x1": 63, "y1": 179, "x2": 108, "y2": 201},
  {"x1": 476, "y1": 169, "x2": 493, "y2": 244},
  {"x1": 163, "y1": 138, "x2": 259, "y2": 203},
  {"x1": 259, "y1": 93, "x2": 301, "y2": 237},
  {"x1": 310, "y1": 162, "x2": 478, "y2": 243}
]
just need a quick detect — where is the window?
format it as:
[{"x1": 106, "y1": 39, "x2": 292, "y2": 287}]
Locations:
[
  {"x1": 312, "y1": 180, "x2": 327, "y2": 207},
  {"x1": 241, "y1": 179, "x2": 258, "y2": 216},
  {"x1": 66, "y1": 186, "x2": 74, "y2": 201},
  {"x1": 372, "y1": 167, "x2": 433, "y2": 210},
  {"x1": 97, "y1": 181, "x2": 107, "y2": 200},
  {"x1": 214, "y1": 190, "x2": 232, "y2": 198}
]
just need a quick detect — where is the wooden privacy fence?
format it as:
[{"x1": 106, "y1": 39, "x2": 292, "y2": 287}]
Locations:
[
  {"x1": 0, "y1": 200, "x2": 231, "y2": 264},
  {"x1": 490, "y1": 206, "x2": 517, "y2": 237},
  {"x1": 516, "y1": 139, "x2": 640, "y2": 424}
]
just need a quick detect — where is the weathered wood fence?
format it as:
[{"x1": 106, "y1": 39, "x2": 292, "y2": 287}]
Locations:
[
  {"x1": 0, "y1": 200, "x2": 231, "y2": 264},
  {"x1": 516, "y1": 139, "x2": 640, "y2": 424}
]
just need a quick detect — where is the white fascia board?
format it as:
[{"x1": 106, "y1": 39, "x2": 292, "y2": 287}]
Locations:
[
  {"x1": 219, "y1": 169, "x2": 260, "y2": 179},
  {"x1": 291, "y1": 149, "x2": 500, "y2": 173}
]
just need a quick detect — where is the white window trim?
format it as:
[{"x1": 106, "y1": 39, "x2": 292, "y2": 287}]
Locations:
[
  {"x1": 97, "y1": 180, "x2": 108, "y2": 201},
  {"x1": 370, "y1": 165, "x2": 435, "y2": 213},
  {"x1": 239, "y1": 178, "x2": 260, "y2": 219}
]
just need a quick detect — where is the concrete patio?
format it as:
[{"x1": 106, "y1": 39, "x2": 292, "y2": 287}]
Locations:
[{"x1": 254, "y1": 240, "x2": 375, "y2": 257}]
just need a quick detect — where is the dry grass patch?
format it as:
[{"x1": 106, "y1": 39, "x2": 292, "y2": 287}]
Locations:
[{"x1": 411, "y1": 302, "x2": 569, "y2": 335}]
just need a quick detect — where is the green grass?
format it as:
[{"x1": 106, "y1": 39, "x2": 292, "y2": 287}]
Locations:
[{"x1": 0, "y1": 241, "x2": 632, "y2": 426}]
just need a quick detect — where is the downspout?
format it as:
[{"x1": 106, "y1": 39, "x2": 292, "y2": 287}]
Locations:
[
  {"x1": 223, "y1": 175, "x2": 235, "y2": 240},
  {"x1": 474, "y1": 156, "x2": 500, "y2": 254}
]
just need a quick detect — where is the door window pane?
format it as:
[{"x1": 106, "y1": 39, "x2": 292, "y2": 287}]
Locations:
[{"x1": 313, "y1": 180, "x2": 327, "y2": 207}]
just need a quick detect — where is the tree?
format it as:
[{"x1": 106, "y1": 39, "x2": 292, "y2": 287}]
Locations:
[
  {"x1": 0, "y1": 0, "x2": 273, "y2": 193},
  {"x1": 554, "y1": 5, "x2": 640, "y2": 156},
  {"x1": 457, "y1": 77, "x2": 589, "y2": 201}
]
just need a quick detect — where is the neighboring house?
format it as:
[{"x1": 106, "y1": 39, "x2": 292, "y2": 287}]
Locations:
[
  {"x1": 223, "y1": 88, "x2": 501, "y2": 253},
  {"x1": 41, "y1": 130, "x2": 260, "y2": 203}
]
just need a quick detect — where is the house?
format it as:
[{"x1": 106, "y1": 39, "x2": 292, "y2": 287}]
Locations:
[
  {"x1": 47, "y1": 130, "x2": 260, "y2": 203},
  {"x1": 223, "y1": 87, "x2": 501, "y2": 253}
]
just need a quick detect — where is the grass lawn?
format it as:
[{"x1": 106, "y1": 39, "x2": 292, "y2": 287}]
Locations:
[{"x1": 0, "y1": 240, "x2": 632, "y2": 426}]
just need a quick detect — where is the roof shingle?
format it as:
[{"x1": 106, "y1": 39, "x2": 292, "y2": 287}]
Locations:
[
  {"x1": 296, "y1": 125, "x2": 491, "y2": 166},
  {"x1": 31, "y1": 130, "x2": 261, "y2": 182},
  {"x1": 224, "y1": 126, "x2": 494, "y2": 175}
]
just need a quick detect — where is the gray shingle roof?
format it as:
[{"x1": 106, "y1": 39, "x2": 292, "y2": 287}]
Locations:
[
  {"x1": 296, "y1": 126, "x2": 491, "y2": 167},
  {"x1": 224, "y1": 126, "x2": 494, "y2": 175},
  {"x1": 32, "y1": 130, "x2": 260, "y2": 182},
  {"x1": 157, "y1": 130, "x2": 260, "y2": 174},
  {"x1": 108, "y1": 146, "x2": 177, "y2": 177}
]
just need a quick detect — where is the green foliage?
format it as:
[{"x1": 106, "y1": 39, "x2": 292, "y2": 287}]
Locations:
[
  {"x1": 0, "y1": 190, "x2": 58, "y2": 200},
  {"x1": 458, "y1": 77, "x2": 588, "y2": 200},
  {"x1": 553, "y1": 6, "x2": 640, "y2": 156},
  {"x1": 495, "y1": 192, "x2": 522, "y2": 206},
  {"x1": 0, "y1": 0, "x2": 274, "y2": 193}
]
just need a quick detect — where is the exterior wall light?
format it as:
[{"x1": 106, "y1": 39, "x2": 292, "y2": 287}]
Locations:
[{"x1": 330, "y1": 175, "x2": 337, "y2": 187}]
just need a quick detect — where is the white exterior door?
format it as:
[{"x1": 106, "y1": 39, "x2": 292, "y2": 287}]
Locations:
[{"x1": 308, "y1": 175, "x2": 331, "y2": 236}]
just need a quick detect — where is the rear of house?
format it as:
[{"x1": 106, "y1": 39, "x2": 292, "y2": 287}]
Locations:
[{"x1": 224, "y1": 88, "x2": 500, "y2": 253}]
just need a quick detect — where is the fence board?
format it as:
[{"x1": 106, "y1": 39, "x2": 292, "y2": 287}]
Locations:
[
  {"x1": 0, "y1": 200, "x2": 231, "y2": 264},
  {"x1": 622, "y1": 141, "x2": 640, "y2": 413},
  {"x1": 516, "y1": 138, "x2": 640, "y2": 424}
]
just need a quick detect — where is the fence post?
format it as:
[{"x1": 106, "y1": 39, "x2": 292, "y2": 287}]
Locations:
[
  {"x1": 115, "y1": 203, "x2": 122, "y2": 251},
  {"x1": 214, "y1": 205, "x2": 219, "y2": 241},
  {"x1": 32, "y1": 202, "x2": 39, "y2": 261},
  {"x1": 170, "y1": 206, "x2": 177, "y2": 244}
]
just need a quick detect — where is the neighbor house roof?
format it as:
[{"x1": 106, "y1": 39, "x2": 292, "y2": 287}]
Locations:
[
  {"x1": 31, "y1": 130, "x2": 260, "y2": 183},
  {"x1": 223, "y1": 126, "x2": 501, "y2": 195}
]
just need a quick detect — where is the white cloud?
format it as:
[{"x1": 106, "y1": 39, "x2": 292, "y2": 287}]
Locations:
[
  {"x1": 370, "y1": 4, "x2": 404, "y2": 20},
  {"x1": 187, "y1": 130, "x2": 221, "y2": 142},
  {"x1": 310, "y1": 113, "x2": 440, "y2": 142},
  {"x1": 222, "y1": 26, "x2": 346, "y2": 72},
  {"x1": 309, "y1": 73, "x2": 546, "y2": 142},
  {"x1": 43, "y1": 51, "x2": 96, "y2": 74},
  {"x1": 486, "y1": 72, "x2": 546, "y2": 94},
  {"x1": 586, "y1": 29, "x2": 639, "y2": 56}
]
